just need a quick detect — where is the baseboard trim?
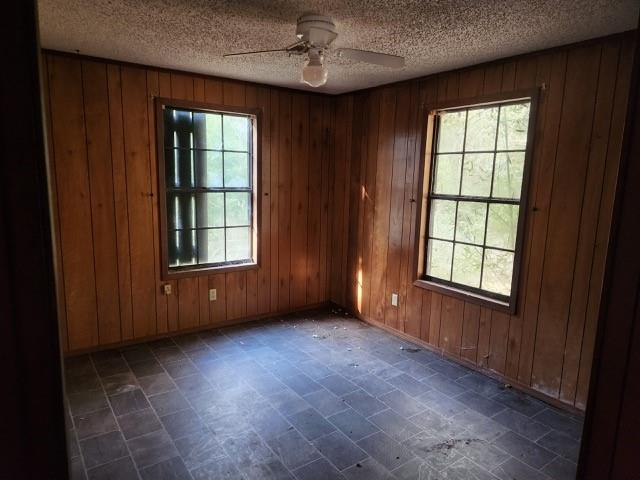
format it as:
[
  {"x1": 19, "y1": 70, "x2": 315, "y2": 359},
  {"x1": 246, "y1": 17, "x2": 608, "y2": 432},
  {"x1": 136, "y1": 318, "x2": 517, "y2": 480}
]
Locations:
[
  {"x1": 353, "y1": 310, "x2": 585, "y2": 417},
  {"x1": 64, "y1": 301, "x2": 331, "y2": 357}
]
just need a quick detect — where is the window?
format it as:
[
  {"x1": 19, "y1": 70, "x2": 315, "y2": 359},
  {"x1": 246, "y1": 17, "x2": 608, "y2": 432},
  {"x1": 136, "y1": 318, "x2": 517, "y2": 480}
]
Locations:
[
  {"x1": 157, "y1": 99, "x2": 259, "y2": 278},
  {"x1": 418, "y1": 94, "x2": 536, "y2": 311}
]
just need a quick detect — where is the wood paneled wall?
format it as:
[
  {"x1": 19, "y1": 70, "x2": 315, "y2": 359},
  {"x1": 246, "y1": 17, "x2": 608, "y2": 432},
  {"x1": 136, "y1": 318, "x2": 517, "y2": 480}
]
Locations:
[
  {"x1": 341, "y1": 33, "x2": 635, "y2": 410},
  {"x1": 43, "y1": 52, "x2": 349, "y2": 354},
  {"x1": 44, "y1": 32, "x2": 634, "y2": 410}
]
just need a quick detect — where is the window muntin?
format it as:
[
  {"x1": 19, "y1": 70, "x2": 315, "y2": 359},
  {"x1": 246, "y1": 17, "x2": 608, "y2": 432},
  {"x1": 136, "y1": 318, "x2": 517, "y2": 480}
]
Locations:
[
  {"x1": 424, "y1": 100, "x2": 531, "y2": 302},
  {"x1": 163, "y1": 106, "x2": 255, "y2": 272}
]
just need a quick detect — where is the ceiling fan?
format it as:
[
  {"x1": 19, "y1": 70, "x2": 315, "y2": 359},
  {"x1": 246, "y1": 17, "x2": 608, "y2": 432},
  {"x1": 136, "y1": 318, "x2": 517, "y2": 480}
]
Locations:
[{"x1": 223, "y1": 13, "x2": 405, "y2": 88}]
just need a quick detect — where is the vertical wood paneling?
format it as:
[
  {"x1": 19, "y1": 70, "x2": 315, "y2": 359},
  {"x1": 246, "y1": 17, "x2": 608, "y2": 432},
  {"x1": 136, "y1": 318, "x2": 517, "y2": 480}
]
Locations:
[
  {"x1": 48, "y1": 53, "x2": 337, "y2": 353},
  {"x1": 48, "y1": 55, "x2": 98, "y2": 350},
  {"x1": 82, "y1": 60, "x2": 121, "y2": 345},
  {"x1": 291, "y1": 94, "x2": 309, "y2": 308},
  {"x1": 340, "y1": 34, "x2": 634, "y2": 410},
  {"x1": 47, "y1": 32, "x2": 633, "y2": 413},
  {"x1": 531, "y1": 44, "x2": 602, "y2": 397}
]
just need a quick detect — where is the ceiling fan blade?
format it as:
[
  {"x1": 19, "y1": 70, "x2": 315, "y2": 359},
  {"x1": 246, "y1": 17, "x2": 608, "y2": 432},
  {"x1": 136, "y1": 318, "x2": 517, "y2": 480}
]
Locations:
[
  {"x1": 336, "y1": 48, "x2": 405, "y2": 68},
  {"x1": 224, "y1": 41, "x2": 307, "y2": 58},
  {"x1": 223, "y1": 47, "x2": 291, "y2": 58}
]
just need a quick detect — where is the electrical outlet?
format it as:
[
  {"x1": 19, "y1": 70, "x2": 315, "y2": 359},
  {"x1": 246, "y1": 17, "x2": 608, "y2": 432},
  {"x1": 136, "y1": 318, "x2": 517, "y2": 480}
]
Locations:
[
  {"x1": 209, "y1": 288, "x2": 217, "y2": 301},
  {"x1": 391, "y1": 293, "x2": 399, "y2": 307},
  {"x1": 163, "y1": 284, "x2": 172, "y2": 295}
]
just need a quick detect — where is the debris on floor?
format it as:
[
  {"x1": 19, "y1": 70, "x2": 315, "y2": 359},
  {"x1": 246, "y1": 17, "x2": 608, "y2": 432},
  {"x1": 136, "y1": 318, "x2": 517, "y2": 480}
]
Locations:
[{"x1": 400, "y1": 346, "x2": 421, "y2": 353}]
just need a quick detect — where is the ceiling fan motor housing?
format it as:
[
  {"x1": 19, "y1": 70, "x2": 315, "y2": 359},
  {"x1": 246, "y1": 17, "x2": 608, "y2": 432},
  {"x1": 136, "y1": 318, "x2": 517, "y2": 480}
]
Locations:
[{"x1": 296, "y1": 14, "x2": 337, "y2": 48}]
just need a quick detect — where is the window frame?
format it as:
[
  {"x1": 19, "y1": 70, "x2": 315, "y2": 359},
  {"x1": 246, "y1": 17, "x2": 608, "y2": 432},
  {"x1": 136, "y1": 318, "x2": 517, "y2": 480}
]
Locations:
[
  {"x1": 155, "y1": 97, "x2": 262, "y2": 280},
  {"x1": 413, "y1": 89, "x2": 540, "y2": 314}
]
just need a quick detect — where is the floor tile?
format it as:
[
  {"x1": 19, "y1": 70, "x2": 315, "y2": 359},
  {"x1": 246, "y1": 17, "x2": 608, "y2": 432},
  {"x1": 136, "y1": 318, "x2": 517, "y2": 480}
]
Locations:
[
  {"x1": 287, "y1": 407, "x2": 336, "y2": 440},
  {"x1": 191, "y1": 455, "x2": 244, "y2": 479},
  {"x1": 265, "y1": 429, "x2": 320, "y2": 469},
  {"x1": 80, "y1": 430, "x2": 128, "y2": 468},
  {"x1": 293, "y1": 457, "x2": 345, "y2": 480},
  {"x1": 174, "y1": 430, "x2": 224, "y2": 470},
  {"x1": 127, "y1": 429, "x2": 179, "y2": 468},
  {"x1": 317, "y1": 374, "x2": 359, "y2": 396},
  {"x1": 138, "y1": 372, "x2": 176, "y2": 396},
  {"x1": 387, "y1": 374, "x2": 432, "y2": 398},
  {"x1": 101, "y1": 372, "x2": 139, "y2": 396},
  {"x1": 379, "y1": 389, "x2": 426, "y2": 418},
  {"x1": 65, "y1": 310, "x2": 584, "y2": 480},
  {"x1": 342, "y1": 457, "x2": 394, "y2": 480},
  {"x1": 160, "y1": 408, "x2": 208, "y2": 440},
  {"x1": 129, "y1": 359, "x2": 164, "y2": 379},
  {"x1": 117, "y1": 408, "x2": 162, "y2": 440},
  {"x1": 356, "y1": 431, "x2": 413, "y2": 471},
  {"x1": 491, "y1": 457, "x2": 549, "y2": 480},
  {"x1": 492, "y1": 390, "x2": 547, "y2": 418},
  {"x1": 342, "y1": 389, "x2": 387, "y2": 417},
  {"x1": 86, "y1": 456, "x2": 138, "y2": 480},
  {"x1": 303, "y1": 388, "x2": 349, "y2": 417},
  {"x1": 492, "y1": 408, "x2": 550, "y2": 441},
  {"x1": 368, "y1": 409, "x2": 422, "y2": 443},
  {"x1": 542, "y1": 456, "x2": 578, "y2": 480},
  {"x1": 328, "y1": 408, "x2": 380, "y2": 441},
  {"x1": 493, "y1": 430, "x2": 557, "y2": 469},
  {"x1": 533, "y1": 409, "x2": 583, "y2": 441},
  {"x1": 140, "y1": 456, "x2": 191, "y2": 479},
  {"x1": 109, "y1": 389, "x2": 150, "y2": 416},
  {"x1": 149, "y1": 390, "x2": 191, "y2": 417},
  {"x1": 455, "y1": 391, "x2": 506, "y2": 417},
  {"x1": 74, "y1": 408, "x2": 119, "y2": 440},
  {"x1": 350, "y1": 374, "x2": 395, "y2": 397},
  {"x1": 312, "y1": 430, "x2": 368, "y2": 470},
  {"x1": 68, "y1": 390, "x2": 109, "y2": 416},
  {"x1": 537, "y1": 430, "x2": 580, "y2": 462}
]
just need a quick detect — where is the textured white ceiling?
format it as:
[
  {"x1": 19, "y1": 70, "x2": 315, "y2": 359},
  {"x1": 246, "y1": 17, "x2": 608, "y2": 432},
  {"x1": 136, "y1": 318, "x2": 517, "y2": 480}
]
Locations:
[{"x1": 38, "y1": 0, "x2": 638, "y2": 94}]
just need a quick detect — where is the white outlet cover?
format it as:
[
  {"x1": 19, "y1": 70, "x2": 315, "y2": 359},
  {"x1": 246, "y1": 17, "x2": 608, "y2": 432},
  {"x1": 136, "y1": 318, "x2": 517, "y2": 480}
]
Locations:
[
  {"x1": 209, "y1": 288, "x2": 217, "y2": 301},
  {"x1": 391, "y1": 293, "x2": 399, "y2": 307}
]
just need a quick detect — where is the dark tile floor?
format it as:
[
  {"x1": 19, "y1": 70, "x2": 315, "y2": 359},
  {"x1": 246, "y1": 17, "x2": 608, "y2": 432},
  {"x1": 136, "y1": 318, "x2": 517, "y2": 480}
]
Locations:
[{"x1": 65, "y1": 309, "x2": 583, "y2": 480}]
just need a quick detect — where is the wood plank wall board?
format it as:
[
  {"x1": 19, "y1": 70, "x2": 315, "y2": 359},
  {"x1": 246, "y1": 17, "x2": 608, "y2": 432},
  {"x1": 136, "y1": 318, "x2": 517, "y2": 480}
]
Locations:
[
  {"x1": 575, "y1": 39, "x2": 635, "y2": 409},
  {"x1": 341, "y1": 33, "x2": 635, "y2": 410},
  {"x1": 45, "y1": 52, "x2": 339, "y2": 353}
]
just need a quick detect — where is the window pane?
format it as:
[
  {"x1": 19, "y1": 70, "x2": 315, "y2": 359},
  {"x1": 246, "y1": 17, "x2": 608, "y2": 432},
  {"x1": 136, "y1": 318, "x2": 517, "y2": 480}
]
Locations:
[
  {"x1": 193, "y1": 112, "x2": 222, "y2": 150},
  {"x1": 437, "y1": 111, "x2": 466, "y2": 153},
  {"x1": 452, "y1": 244, "x2": 483, "y2": 288},
  {"x1": 167, "y1": 193, "x2": 195, "y2": 230},
  {"x1": 482, "y1": 249, "x2": 514, "y2": 296},
  {"x1": 493, "y1": 152, "x2": 525, "y2": 199},
  {"x1": 224, "y1": 152, "x2": 250, "y2": 188},
  {"x1": 456, "y1": 201, "x2": 487, "y2": 245},
  {"x1": 166, "y1": 149, "x2": 194, "y2": 188},
  {"x1": 197, "y1": 229, "x2": 225, "y2": 264},
  {"x1": 465, "y1": 107, "x2": 498, "y2": 152},
  {"x1": 426, "y1": 239, "x2": 453, "y2": 280},
  {"x1": 429, "y1": 199, "x2": 456, "y2": 240},
  {"x1": 223, "y1": 115, "x2": 249, "y2": 151},
  {"x1": 164, "y1": 109, "x2": 192, "y2": 149},
  {"x1": 195, "y1": 151, "x2": 223, "y2": 188},
  {"x1": 497, "y1": 103, "x2": 530, "y2": 150},
  {"x1": 226, "y1": 227, "x2": 251, "y2": 261},
  {"x1": 195, "y1": 193, "x2": 224, "y2": 228},
  {"x1": 225, "y1": 192, "x2": 251, "y2": 227},
  {"x1": 168, "y1": 229, "x2": 197, "y2": 267},
  {"x1": 433, "y1": 154, "x2": 462, "y2": 195},
  {"x1": 486, "y1": 204, "x2": 519, "y2": 250},
  {"x1": 461, "y1": 153, "x2": 493, "y2": 197}
]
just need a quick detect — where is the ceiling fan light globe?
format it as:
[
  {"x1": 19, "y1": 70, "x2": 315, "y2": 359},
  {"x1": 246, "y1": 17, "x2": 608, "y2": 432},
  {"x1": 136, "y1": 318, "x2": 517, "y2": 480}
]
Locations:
[{"x1": 301, "y1": 61, "x2": 328, "y2": 87}]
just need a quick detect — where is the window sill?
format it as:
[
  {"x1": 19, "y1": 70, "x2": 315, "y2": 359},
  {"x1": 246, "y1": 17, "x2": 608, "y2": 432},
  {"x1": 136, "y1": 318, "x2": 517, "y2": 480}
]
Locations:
[
  {"x1": 163, "y1": 261, "x2": 258, "y2": 280},
  {"x1": 413, "y1": 278, "x2": 514, "y2": 314}
]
